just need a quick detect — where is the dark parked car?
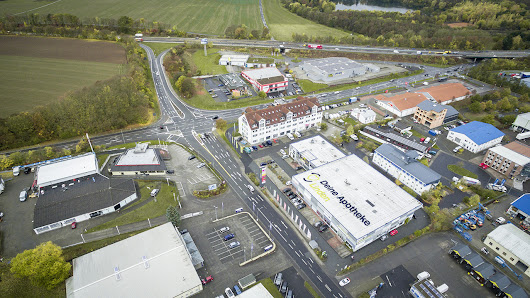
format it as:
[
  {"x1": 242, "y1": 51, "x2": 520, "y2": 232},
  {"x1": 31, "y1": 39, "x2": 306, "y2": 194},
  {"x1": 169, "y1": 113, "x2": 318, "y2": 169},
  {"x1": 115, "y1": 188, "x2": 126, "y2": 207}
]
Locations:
[
  {"x1": 212, "y1": 115, "x2": 219, "y2": 120},
  {"x1": 224, "y1": 233, "x2": 235, "y2": 241},
  {"x1": 288, "y1": 193, "x2": 297, "y2": 199},
  {"x1": 252, "y1": 146, "x2": 258, "y2": 151},
  {"x1": 295, "y1": 166, "x2": 304, "y2": 171},
  {"x1": 23, "y1": 167, "x2": 31, "y2": 174},
  {"x1": 262, "y1": 142, "x2": 269, "y2": 147},
  {"x1": 297, "y1": 203, "x2": 306, "y2": 210},
  {"x1": 319, "y1": 224, "x2": 329, "y2": 232},
  {"x1": 166, "y1": 170, "x2": 175, "y2": 174},
  {"x1": 280, "y1": 281, "x2": 288, "y2": 294},
  {"x1": 266, "y1": 140, "x2": 273, "y2": 146},
  {"x1": 428, "y1": 150, "x2": 437, "y2": 155},
  {"x1": 282, "y1": 188, "x2": 291, "y2": 193},
  {"x1": 188, "y1": 155, "x2": 196, "y2": 160}
]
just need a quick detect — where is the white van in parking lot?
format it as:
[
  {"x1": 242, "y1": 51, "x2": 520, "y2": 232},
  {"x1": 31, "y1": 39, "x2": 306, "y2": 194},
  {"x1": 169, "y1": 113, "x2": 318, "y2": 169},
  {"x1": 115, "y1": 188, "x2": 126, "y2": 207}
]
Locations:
[{"x1": 286, "y1": 133, "x2": 294, "y2": 140}]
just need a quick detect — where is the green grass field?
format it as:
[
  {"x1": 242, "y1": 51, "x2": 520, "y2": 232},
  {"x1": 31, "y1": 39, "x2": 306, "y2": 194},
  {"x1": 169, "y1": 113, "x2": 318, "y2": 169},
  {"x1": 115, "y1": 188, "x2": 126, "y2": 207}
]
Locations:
[
  {"x1": 263, "y1": 0, "x2": 349, "y2": 41},
  {"x1": 191, "y1": 48, "x2": 228, "y2": 75},
  {"x1": 1, "y1": 0, "x2": 262, "y2": 35},
  {"x1": 0, "y1": 55, "x2": 122, "y2": 118}
]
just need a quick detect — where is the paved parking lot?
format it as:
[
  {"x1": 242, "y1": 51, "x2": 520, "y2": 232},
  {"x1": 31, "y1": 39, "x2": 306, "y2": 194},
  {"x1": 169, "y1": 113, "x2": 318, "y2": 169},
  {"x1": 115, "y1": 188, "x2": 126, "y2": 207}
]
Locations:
[
  {"x1": 0, "y1": 172, "x2": 39, "y2": 257},
  {"x1": 273, "y1": 266, "x2": 312, "y2": 298},
  {"x1": 205, "y1": 213, "x2": 273, "y2": 265}
]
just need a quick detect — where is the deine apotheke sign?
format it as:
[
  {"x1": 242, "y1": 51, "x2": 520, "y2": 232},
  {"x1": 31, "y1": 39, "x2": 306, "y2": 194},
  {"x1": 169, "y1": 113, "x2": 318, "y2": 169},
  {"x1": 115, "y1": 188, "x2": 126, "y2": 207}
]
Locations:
[{"x1": 303, "y1": 173, "x2": 370, "y2": 226}]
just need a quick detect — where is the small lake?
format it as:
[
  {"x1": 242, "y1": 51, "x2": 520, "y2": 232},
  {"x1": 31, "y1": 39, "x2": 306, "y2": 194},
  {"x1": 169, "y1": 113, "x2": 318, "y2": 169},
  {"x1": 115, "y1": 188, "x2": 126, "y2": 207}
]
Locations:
[{"x1": 334, "y1": 1, "x2": 411, "y2": 13}]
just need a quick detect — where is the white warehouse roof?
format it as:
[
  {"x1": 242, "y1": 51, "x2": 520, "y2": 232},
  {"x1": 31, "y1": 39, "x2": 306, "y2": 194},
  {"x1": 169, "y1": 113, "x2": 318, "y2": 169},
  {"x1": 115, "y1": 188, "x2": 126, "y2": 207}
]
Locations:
[
  {"x1": 238, "y1": 283, "x2": 274, "y2": 298},
  {"x1": 66, "y1": 223, "x2": 202, "y2": 298},
  {"x1": 487, "y1": 223, "x2": 530, "y2": 266},
  {"x1": 36, "y1": 153, "x2": 98, "y2": 188},
  {"x1": 290, "y1": 135, "x2": 346, "y2": 168},
  {"x1": 292, "y1": 154, "x2": 423, "y2": 240},
  {"x1": 219, "y1": 54, "x2": 249, "y2": 64}
]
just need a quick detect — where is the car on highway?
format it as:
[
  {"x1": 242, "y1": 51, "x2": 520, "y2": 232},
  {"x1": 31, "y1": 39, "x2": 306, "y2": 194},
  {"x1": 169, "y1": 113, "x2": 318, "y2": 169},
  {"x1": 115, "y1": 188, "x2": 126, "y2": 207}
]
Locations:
[
  {"x1": 212, "y1": 115, "x2": 219, "y2": 120},
  {"x1": 247, "y1": 184, "x2": 255, "y2": 192},
  {"x1": 224, "y1": 233, "x2": 235, "y2": 241},
  {"x1": 201, "y1": 275, "x2": 213, "y2": 285},
  {"x1": 339, "y1": 278, "x2": 351, "y2": 286},
  {"x1": 389, "y1": 229, "x2": 398, "y2": 236}
]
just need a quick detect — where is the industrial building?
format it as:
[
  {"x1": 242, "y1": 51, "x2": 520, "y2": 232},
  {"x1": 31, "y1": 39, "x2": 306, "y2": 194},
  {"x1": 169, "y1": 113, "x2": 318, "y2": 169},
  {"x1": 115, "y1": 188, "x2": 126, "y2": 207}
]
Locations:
[
  {"x1": 375, "y1": 92, "x2": 428, "y2": 117},
  {"x1": 35, "y1": 153, "x2": 99, "y2": 188},
  {"x1": 484, "y1": 224, "x2": 530, "y2": 277},
  {"x1": 447, "y1": 121, "x2": 505, "y2": 153},
  {"x1": 292, "y1": 154, "x2": 423, "y2": 251},
  {"x1": 238, "y1": 97, "x2": 322, "y2": 144},
  {"x1": 241, "y1": 67, "x2": 287, "y2": 94},
  {"x1": 288, "y1": 135, "x2": 345, "y2": 170},
  {"x1": 373, "y1": 144, "x2": 441, "y2": 194},
  {"x1": 512, "y1": 112, "x2": 530, "y2": 133},
  {"x1": 507, "y1": 194, "x2": 530, "y2": 227},
  {"x1": 482, "y1": 141, "x2": 530, "y2": 178},
  {"x1": 413, "y1": 100, "x2": 459, "y2": 128},
  {"x1": 66, "y1": 223, "x2": 203, "y2": 298},
  {"x1": 362, "y1": 126, "x2": 428, "y2": 152},
  {"x1": 219, "y1": 54, "x2": 250, "y2": 66},
  {"x1": 300, "y1": 57, "x2": 379, "y2": 83},
  {"x1": 32, "y1": 153, "x2": 137, "y2": 234},
  {"x1": 109, "y1": 143, "x2": 167, "y2": 176},
  {"x1": 351, "y1": 108, "x2": 377, "y2": 124},
  {"x1": 416, "y1": 83, "x2": 470, "y2": 104}
]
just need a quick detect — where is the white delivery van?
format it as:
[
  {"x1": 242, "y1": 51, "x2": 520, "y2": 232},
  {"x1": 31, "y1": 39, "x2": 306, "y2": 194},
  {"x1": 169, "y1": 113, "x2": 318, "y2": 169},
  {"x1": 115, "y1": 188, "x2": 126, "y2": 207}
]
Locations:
[{"x1": 287, "y1": 133, "x2": 294, "y2": 140}]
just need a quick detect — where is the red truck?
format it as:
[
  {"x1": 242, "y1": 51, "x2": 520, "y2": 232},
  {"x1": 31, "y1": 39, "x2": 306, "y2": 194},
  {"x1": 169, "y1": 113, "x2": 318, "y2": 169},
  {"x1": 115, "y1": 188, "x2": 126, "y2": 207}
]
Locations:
[{"x1": 306, "y1": 44, "x2": 323, "y2": 49}]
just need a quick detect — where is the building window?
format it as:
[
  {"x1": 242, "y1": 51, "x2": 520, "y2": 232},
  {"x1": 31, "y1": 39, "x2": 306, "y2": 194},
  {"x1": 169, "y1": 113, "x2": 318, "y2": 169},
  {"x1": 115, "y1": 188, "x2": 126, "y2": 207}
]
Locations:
[
  {"x1": 495, "y1": 247, "x2": 500, "y2": 251},
  {"x1": 502, "y1": 252, "x2": 507, "y2": 256},
  {"x1": 510, "y1": 257, "x2": 514, "y2": 261}
]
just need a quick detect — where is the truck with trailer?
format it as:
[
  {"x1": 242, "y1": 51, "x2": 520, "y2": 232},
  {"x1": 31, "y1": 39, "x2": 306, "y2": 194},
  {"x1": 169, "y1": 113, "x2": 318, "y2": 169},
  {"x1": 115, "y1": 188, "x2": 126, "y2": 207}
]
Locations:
[
  {"x1": 453, "y1": 176, "x2": 481, "y2": 186},
  {"x1": 306, "y1": 44, "x2": 323, "y2": 49}
]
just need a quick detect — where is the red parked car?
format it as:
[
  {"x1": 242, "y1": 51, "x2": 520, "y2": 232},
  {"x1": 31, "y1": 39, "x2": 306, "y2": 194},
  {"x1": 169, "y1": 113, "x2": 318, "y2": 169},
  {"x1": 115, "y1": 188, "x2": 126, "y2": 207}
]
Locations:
[
  {"x1": 201, "y1": 275, "x2": 213, "y2": 285},
  {"x1": 389, "y1": 229, "x2": 398, "y2": 236}
]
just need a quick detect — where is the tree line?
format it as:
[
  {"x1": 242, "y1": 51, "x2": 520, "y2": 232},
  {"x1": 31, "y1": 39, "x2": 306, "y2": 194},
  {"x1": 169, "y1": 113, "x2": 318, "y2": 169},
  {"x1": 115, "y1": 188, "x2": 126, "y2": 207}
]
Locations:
[
  {"x1": 0, "y1": 16, "x2": 159, "y2": 151},
  {"x1": 281, "y1": 0, "x2": 530, "y2": 50}
]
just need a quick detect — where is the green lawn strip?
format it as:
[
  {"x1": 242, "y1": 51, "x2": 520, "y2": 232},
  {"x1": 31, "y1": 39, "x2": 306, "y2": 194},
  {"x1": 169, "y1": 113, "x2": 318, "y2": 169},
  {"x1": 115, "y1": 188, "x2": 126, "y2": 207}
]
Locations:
[
  {"x1": 304, "y1": 281, "x2": 321, "y2": 298},
  {"x1": 447, "y1": 164, "x2": 478, "y2": 179},
  {"x1": 87, "y1": 180, "x2": 179, "y2": 233},
  {"x1": 97, "y1": 154, "x2": 109, "y2": 168},
  {"x1": 343, "y1": 117, "x2": 356, "y2": 127},
  {"x1": 105, "y1": 140, "x2": 171, "y2": 150},
  {"x1": 0, "y1": 261, "x2": 66, "y2": 298},
  {"x1": 402, "y1": 185, "x2": 418, "y2": 197},
  {"x1": 297, "y1": 79, "x2": 328, "y2": 93},
  {"x1": 146, "y1": 42, "x2": 178, "y2": 56},
  {"x1": 192, "y1": 49, "x2": 228, "y2": 75},
  {"x1": 410, "y1": 129, "x2": 425, "y2": 138},
  {"x1": 121, "y1": 181, "x2": 155, "y2": 211}
]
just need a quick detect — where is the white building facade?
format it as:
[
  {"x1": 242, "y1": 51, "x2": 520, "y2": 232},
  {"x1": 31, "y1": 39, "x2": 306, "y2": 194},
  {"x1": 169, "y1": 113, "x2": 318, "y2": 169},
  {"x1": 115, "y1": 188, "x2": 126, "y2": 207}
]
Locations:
[
  {"x1": 238, "y1": 97, "x2": 322, "y2": 144},
  {"x1": 289, "y1": 135, "x2": 345, "y2": 170},
  {"x1": 483, "y1": 224, "x2": 530, "y2": 278},
  {"x1": 351, "y1": 108, "x2": 376, "y2": 124},
  {"x1": 372, "y1": 144, "x2": 441, "y2": 195},
  {"x1": 447, "y1": 121, "x2": 504, "y2": 153}
]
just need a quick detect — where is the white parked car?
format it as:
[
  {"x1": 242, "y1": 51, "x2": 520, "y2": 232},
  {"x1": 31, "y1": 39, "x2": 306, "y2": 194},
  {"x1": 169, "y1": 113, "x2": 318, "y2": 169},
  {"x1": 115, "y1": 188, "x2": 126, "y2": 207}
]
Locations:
[
  {"x1": 286, "y1": 133, "x2": 294, "y2": 140},
  {"x1": 286, "y1": 181, "x2": 292, "y2": 186},
  {"x1": 280, "y1": 149, "x2": 286, "y2": 155},
  {"x1": 339, "y1": 278, "x2": 351, "y2": 286},
  {"x1": 225, "y1": 287, "x2": 235, "y2": 298}
]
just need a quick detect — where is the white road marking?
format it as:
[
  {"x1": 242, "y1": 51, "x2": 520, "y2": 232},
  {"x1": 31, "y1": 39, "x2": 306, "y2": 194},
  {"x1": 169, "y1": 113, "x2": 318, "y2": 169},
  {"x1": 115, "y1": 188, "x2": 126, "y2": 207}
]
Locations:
[
  {"x1": 317, "y1": 275, "x2": 322, "y2": 282},
  {"x1": 325, "y1": 284, "x2": 331, "y2": 292}
]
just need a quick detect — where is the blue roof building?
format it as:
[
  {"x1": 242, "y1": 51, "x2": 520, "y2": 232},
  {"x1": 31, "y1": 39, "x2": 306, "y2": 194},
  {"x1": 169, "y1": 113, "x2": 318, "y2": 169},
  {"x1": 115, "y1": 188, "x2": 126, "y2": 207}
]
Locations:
[
  {"x1": 508, "y1": 194, "x2": 530, "y2": 225},
  {"x1": 447, "y1": 121, "x2": 505, "y2": 153}
]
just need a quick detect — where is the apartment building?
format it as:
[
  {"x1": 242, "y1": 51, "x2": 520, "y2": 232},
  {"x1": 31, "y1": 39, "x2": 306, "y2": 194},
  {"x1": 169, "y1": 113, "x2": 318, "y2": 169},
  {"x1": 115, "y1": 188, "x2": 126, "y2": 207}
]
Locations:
[
  {"x1": 413, "y1": 100, "x2": 459, "y2": 129},
  {"x1": 238, "y1": 97, "x2": 322, "y2": 144}
]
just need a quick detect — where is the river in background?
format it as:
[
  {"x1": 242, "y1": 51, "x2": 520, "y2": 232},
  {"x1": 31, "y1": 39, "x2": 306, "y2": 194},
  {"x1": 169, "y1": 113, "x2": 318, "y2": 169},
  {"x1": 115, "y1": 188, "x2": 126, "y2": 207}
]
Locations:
[{"x1": 334, "y1": 0, "x2": 411, "y2": 13}]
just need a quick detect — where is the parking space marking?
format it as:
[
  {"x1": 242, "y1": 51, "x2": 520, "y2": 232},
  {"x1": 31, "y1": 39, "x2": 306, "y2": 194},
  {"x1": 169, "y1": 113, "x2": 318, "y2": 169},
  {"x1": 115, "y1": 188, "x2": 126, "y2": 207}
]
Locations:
[
  {"x1": 325, "y1": 284, "x2": 331, "y2": 292},
  {"x1": 317, "y1": 275, "x2": 322, "y2": 282},
  {"x1": 301, "y1": 259, "x2": 307, "y2": 265}
]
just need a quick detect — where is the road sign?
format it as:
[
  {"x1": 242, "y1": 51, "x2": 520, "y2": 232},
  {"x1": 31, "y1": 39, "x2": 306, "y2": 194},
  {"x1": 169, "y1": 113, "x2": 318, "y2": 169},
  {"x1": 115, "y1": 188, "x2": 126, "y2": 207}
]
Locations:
[{"x1": 201, "y1": 38, "x2": 208, "y2": 45}]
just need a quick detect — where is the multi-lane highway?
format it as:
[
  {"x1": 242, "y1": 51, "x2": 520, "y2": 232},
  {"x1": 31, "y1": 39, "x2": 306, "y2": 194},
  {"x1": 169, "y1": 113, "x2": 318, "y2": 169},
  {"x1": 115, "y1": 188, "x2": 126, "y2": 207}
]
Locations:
[
  {"x1": 143, "y1": 36, "x2": 530, "y2": 59},
  {"x1": 138, "y1": 43, "x2": 350, "y2": 297}
]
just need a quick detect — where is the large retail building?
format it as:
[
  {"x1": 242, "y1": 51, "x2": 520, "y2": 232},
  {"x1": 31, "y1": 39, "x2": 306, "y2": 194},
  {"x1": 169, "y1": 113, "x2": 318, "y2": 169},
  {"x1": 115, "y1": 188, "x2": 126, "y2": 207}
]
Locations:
[{"x1": 292, "y1": 154, "x2": 423, "y2": 251}]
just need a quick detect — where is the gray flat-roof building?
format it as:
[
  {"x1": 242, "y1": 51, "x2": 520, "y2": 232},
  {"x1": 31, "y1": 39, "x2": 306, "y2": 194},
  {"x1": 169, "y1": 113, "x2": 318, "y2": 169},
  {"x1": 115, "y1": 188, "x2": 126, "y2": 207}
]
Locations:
[
  {"x1": 301, "y1": 57, "x2": 379, "y2": 83},
  {"x1": 33, "y1": 175, "x2": 137, "y2": 234},
  {"x1": 109, "y1": 143, "x2": 166, "y2": 176},
  {"x1": 66, "y1": 223, "x2": 202, "y2": 298},
  {"x1": 373, "y1": 144, "x2": 441, "y2": 194},
  {"x1": 219, "y1": 54, "x2": 249, "y2": 66}
]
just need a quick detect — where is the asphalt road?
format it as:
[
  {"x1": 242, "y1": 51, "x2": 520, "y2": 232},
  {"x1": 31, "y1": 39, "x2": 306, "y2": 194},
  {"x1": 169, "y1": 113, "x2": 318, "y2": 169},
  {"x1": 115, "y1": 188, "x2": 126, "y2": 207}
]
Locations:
[
  {"x1": 143, "y1": 37, "x2": 530, "y2": 59},
  {"x1": 137, "y1": 44, "x2": 350, "y2": 298}
]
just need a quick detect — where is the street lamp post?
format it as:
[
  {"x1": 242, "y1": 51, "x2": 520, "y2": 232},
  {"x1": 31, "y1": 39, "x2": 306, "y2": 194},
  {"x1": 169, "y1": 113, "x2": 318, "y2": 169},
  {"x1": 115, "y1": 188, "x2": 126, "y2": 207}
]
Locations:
[{"x1": 214, "y1": 206, "x2": 218, "y2": 221}]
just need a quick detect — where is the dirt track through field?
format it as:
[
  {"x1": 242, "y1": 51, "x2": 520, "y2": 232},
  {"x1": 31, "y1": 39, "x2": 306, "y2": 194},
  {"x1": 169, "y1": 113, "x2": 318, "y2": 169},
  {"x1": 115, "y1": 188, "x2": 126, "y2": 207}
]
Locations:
[{"x1": 0, "y1": 36, "x2": 126, "y2": 63}]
